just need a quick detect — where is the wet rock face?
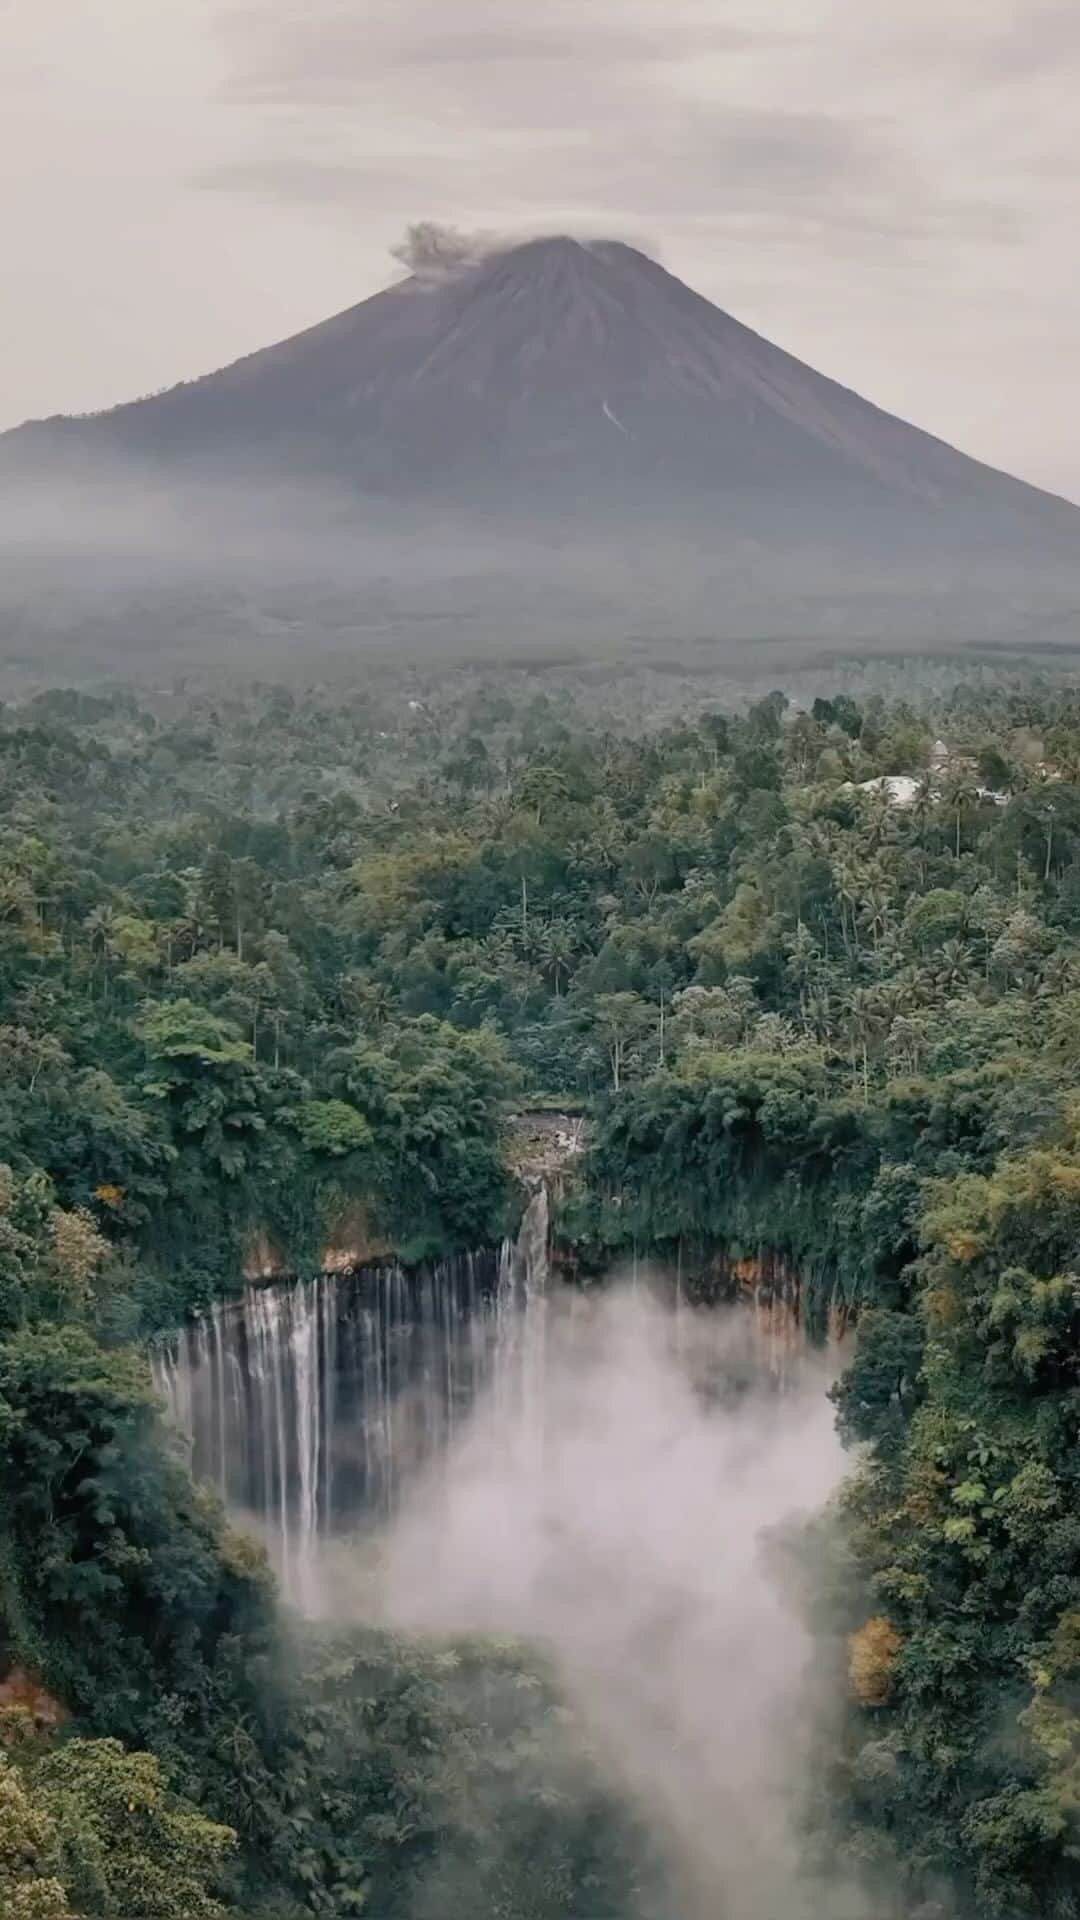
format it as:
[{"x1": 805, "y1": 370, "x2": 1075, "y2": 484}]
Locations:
[
  {"x1": 507, "y1": 1110, "x2": 586, "y2": 1185},
  {"x1": 679, "y1": 1247, "x2": 850, "y2": 1386},
  {"x1": 687, "y1": 1248, "x2": 802, "y2": 1312},
  {"x1": 242, "y1": 1209, "x2": 395, "y2": 1283},
  {"x1": 319, "y1": 1203, "x2": 394, "y2": 1274}
]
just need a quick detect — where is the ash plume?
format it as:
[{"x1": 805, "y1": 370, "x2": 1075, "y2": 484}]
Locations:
[{"x1": 390, "y1": 219, "x2": 498, "y2": 279}]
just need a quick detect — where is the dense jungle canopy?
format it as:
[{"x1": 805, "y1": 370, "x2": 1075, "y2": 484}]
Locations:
[{"x1": 4, "y1": 666, "x2": 1080, "y2": 1916}]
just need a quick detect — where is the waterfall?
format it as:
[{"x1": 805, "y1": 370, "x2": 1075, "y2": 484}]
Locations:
[
  {"x1": 153, "y1": 1203, "x2": 552, "y2": 1610},
  {"x1": 151, "y1": 1201, "x2": 819, "y2": 1612},
  {"x1": 517, "y1": 1185, "x2": 550, "y2": 1464}
]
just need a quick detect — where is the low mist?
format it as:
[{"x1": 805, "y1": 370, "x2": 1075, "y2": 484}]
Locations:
[{"x1": 369, "y1": 1286, "x2": 866, "y2": 1920}]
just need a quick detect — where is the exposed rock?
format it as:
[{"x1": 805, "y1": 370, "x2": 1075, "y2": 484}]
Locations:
[
  {"x1": 320, "y1": 1202, "x2": 393, "y2": 1273},
  {"x1": 242, "y1": 1228, "x2": 286, "y2": 1283},
  {"x1": 507, "y1": 1109, "x2": 586, "y2": 1185},
  {"x1": 0, "y1": 1668, "x2": 67, "y2": 1728},
  {"x1": 242, "y1": 1204, "x2": 392, "y2": 1283}
]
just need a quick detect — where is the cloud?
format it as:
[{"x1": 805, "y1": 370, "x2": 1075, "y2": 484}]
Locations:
[
  {"x1": 214, "y1": 2, "x2": 770, "y2": 108},
  {"x1": 201, "y1": 0, "x2": 1044, "y2": 264},
  {"x1": 202, "y1": 109, "x2": 888, "y2": 225},
  {"x1": 372, "y1": 1288, "x2": 863, "y2": 1920},
  {"x1": 890, "y1": 0, "x2": 1080, "y2": 82},
  {"x1": 203, "y1": 4, "x2": 899, "y2": 265},
  {"x1": 389, "y1": 219, "x2": 498, "y2": 277}
]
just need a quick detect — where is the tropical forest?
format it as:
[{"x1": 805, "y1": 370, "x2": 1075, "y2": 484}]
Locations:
[{"x1": 4, "y1": 665, "x2": 1080, "y2": 1919}]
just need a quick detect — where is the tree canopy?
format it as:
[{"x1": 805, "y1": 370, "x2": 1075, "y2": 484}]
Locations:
[{"x1": 6, "y1": 666, "x2": 1080, "y2": 1913}]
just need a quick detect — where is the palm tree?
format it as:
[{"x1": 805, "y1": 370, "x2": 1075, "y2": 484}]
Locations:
[
  {"x1": 170, "y1": 867, "x2": 211, "y2": 963},
  {"x1": 931, "y1": 939, "x2": 970, "y2": 996},
  {"x1": 842, "y1": 984, "x2": 891, "y2": 1103},
  {"x1": 834, "y1": 858, "x2": 865, "y2": 960},
  {"x1": 858, "y1": 883, "x2": 894, "y2": 952},
  {"x1": 784, "y1": 923, "x2": 822, "y2": 1029},
  {"x1": 84, "y1": 904, "x2": 121, "y2": 999},
  {"x1": 941, "y1": 771, "x2": 979, "y2": 861},
  {"x1": 909, "y1": 777, "x2": 937, "y2": 884},
  {"x1": 536, "y1": 918, "x2": 579, "y2": 997}
]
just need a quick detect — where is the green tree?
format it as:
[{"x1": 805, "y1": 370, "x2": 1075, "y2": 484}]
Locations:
[
  {"x1": 34, "y1": 1739, "x2": 235, "y2": 1920},
  {"x1": 335, "y1": 1016, "x2": 516, "y2": 1253},
  {"x1": 0, "y1": 1746, "x2": 70, "y2": 1919}
]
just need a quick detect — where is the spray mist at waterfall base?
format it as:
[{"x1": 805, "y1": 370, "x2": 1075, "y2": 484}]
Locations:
[
  {"x1": 353, "y1": 1282, "x2": 860, "y2": 1920},
  {"x1": 153, "y1": 1236, "x2": 877, "y2": 1915}
]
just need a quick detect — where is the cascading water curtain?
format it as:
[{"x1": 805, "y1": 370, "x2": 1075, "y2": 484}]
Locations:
[{"x1": 152, "y1": 1200, "x2": 553, "y2": 1611}]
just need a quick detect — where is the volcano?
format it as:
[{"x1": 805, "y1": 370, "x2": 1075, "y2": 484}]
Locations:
[{"x1": 3, "y1": 235, "x2": 1078, "y2": 667}]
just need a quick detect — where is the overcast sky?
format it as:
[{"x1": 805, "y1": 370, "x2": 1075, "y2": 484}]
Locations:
[{"x1": 4, "y1": 0, "x2": 1078, "y2": 498}]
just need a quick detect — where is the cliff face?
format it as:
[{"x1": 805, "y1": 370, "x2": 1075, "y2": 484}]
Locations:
[
  {"x1": 236, "y1": 1120, "x2": 579, "y2": 1288},
  {"x1": 662, "y1": 1246, "x2": 850, "y2": 1385},
  {"x1": 507, "y1": 1110, "x2": 586, "y2": 1186},
  {"x1": 242, "y1": 1207, "x2": 395, "y2": 1283}
]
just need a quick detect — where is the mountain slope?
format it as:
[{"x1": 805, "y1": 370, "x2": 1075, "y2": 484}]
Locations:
[
  {"x1": 10, "y1": 237, "x2": 1077, "y2": 527},
  {"x1": 2, "y1": 236, "x2": 1078, "y2": 669}
]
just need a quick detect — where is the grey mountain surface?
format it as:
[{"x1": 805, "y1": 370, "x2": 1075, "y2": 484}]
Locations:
[{"x1": 2, "y1": 236, "x2": 1078, "y2": 672}]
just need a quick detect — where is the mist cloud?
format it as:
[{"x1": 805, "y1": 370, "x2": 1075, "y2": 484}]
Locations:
[{"x1": 370, "y1": 1288, "x2": 867, "y2": 1920}]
